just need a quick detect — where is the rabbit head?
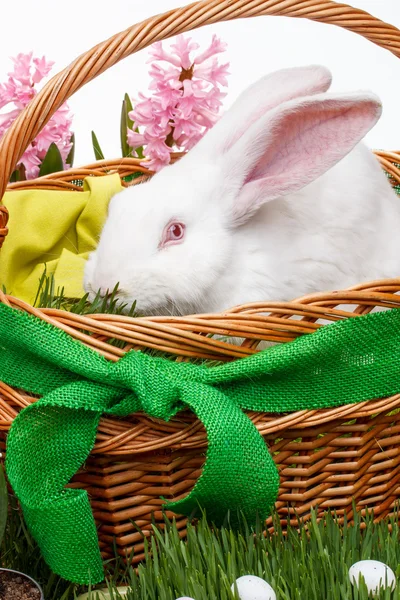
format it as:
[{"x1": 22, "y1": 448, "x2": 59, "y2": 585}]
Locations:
[{"x1": 84, "y1": 64, "x2": 382, "y2": 315}]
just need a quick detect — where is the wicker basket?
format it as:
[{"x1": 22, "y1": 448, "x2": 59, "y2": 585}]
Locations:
[{"x1": 1, "y1": 0, "x2": 400, "y2": 566}]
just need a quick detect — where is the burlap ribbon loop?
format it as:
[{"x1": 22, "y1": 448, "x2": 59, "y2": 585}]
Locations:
[{"x1": 2, "y1": 303, "x2": 400, "y2": 583}]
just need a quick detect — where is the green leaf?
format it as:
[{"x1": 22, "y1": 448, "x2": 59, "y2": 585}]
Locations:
[
  {"x1": 39, "y1": 142, "x2": 64, "y2": 176},
  {"x1": 66, "y1": 132, "x2": 75, "y2": 167},
  {"x1": 123, "y1": 93, "x2": 134, "y2": 129},
  {"x1": 18, "y1": 163, "x2": 27, "y2": 181},
  {"x1": 91, "y1": 130, "x2": 105, "y2": 161},
  {"x1": 120, "y1": 93, "x2": 134, "y2": 159},
  {"x1": 121, "y1": 93, "x2": 143, "y2": 159},
  {"x1": 0, "y1": 463, "x2": 8, "y2": 547},
  {"x1": 9, "y1": 163, "x2": 27, "y2": 183}
]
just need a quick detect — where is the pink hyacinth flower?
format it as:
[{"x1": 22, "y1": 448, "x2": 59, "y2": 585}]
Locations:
[
  {"x1": 0, "y1": 52, "x2": 73, "y2": 180},
  {"x1": 127, "y1": 34, "x2": 229, "y2": 171},
  {"x1": 32, "y1": 56, "x2": 55, "y2": 84}
]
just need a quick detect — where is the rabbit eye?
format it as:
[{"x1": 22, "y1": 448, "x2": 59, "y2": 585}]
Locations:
[
  {"x1": 169, "y1": 223, "x2": 184, "y2": 239},
  {"x1": 160, "y1": 221, "x2": 185, "y2": 248}
]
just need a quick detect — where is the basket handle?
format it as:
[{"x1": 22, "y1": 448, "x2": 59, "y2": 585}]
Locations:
[{"x1": 0, "y1": 0, "x2": 399, "y2": 246}]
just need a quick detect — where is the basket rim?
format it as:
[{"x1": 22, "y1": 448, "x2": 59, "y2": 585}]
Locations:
[
  {"x1": 1, "y1": 279, "x2": 400, "y2": 361},
  {"x1": 4, "y1": 150, "x2": 400, "y2": 193}
]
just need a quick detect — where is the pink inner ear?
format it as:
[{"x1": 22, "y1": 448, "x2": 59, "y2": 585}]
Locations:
[
  {"x1": 230, "y1": 96, "x2": 381, "y2": 224},
  {"x1": 221, "y1": 66, "x2": 332, "y2": 154},
  {"x1": 246, "y1": 101, "x2": 379, "y2": 193}
]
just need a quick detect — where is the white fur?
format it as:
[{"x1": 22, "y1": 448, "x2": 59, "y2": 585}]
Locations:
[{"x1": 84, "y1": 65, "x2": 400, "y2": 316}]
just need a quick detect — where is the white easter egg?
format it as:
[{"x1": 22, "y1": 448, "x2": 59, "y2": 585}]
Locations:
[
  {"x1": 231, "y1": 575, "x2": 276, "y2": 600},
  {"x1": 349, "y1": 560, "x2": 396, "y2": 594},
  {"x1": 175, "y1": 597, "x2": 196, "y2": 600}
]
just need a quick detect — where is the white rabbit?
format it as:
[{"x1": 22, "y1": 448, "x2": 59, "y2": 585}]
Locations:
[{"x1": 84, "y1": 65, "x2": 400, "y2": 316}]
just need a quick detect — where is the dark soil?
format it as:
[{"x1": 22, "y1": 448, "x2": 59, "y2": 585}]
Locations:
[{"x1": 0, "y1": 571, "x2": 41, "y2": 599}]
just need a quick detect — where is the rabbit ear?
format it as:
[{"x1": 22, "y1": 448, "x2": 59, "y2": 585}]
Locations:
[
  {"x1": 189, "y1": 65, "x2": 332, "y2": 158},
  {"x1": 223, "y1": 92, "x2": 382, "y2": 226}
]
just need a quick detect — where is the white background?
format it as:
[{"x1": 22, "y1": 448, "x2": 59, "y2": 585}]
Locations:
[{"x1": 1, "y1": 0, "x2": 400, "y2": 167}]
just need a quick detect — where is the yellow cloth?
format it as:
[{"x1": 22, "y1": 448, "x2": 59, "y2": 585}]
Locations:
[{"x1": 0, "y1": 174, "x2": 123, "y2": 304}]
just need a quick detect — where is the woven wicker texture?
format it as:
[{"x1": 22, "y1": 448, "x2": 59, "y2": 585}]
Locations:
[
  {"x1": 2, "y1": 281, "x2": 400, "y2": 563},
  {"x1": 0, "y1": 0, "x2": 400, "y2": 565},
  {"x1": 4, "y1": 299, "x2": 400, "y2": 584}
]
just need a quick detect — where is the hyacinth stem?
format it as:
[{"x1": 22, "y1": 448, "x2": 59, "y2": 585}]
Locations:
[
  {"x1": 165, "y1": 64, "x2": 195, "y2": 148},
  {"x1": 164, "y1": 129, "x2": 175, "y2": 148}
]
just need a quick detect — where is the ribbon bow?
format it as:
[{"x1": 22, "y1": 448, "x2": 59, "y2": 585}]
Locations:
[{"x1": 1, "y1": 303, "x2": 400, "y2": 583}]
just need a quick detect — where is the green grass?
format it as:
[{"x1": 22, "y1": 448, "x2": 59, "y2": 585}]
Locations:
[
  {"x1": 32, "y1": 271, "x2": 137, "y2": 317},
  {"x1": 28, "y1": 272, "x2": 225, "y2": 363},
  {"x1": 1, "y1": 495, "x2": 400, "y2": 600}
]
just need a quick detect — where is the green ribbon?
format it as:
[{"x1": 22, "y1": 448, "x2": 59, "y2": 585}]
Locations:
[{"x1": 2, "y1": 303, "x2": 400, "y2": 584}]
